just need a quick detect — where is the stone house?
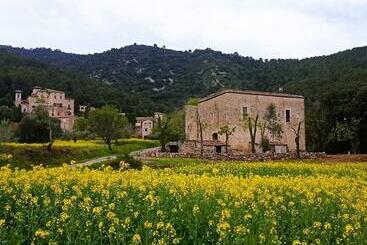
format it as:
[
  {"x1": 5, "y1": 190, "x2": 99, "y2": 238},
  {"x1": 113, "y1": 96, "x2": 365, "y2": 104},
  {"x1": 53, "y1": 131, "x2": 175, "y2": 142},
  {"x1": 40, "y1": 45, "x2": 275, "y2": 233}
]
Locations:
[
  {"x1": 184, "y1": 89, "x2": 305, "y2": 153},
  {"x1": 135, "y1": 117, "x2": 154, "y2": 139},
  {"x1": 135, "y1": 112, "x2": 164, "y2": 139},
  {"x1": 15, "y1": 87, "x2": 75, "y2": 131}
]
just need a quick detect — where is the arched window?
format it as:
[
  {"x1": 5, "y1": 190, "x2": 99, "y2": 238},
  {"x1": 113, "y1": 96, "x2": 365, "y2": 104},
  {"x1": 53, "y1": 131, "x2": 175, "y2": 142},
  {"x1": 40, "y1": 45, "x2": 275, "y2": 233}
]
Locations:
[{"x1": 212, "y1": 133, "x2": 218, "y2": 141}]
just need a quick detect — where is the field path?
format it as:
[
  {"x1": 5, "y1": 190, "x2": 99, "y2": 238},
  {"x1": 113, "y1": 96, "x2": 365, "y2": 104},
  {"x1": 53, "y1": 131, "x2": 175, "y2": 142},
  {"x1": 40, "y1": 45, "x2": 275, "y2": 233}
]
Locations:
[
  {"x1": 73, "y1": 155, "x2": 117, "y2": 167},
  {"x1": 73, "y1": 146, "x2": 160, "y2": 167}
]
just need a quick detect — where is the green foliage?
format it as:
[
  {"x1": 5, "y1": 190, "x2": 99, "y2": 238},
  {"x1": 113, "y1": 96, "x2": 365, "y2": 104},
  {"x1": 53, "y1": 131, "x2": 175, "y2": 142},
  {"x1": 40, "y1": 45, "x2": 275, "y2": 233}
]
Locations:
[
  {"x1": 0, "y1": 139, "x2": 159, "y2": 169},
  {"x1": 0, "y1": 120, "x2": 14, "y2": 142},
  {"x1": 219, "y1": 125, "x2": 236, "y2": 153},
  {"x1": 264, "y1": 103, "x2": 283, "y2": 141},
  {"x1": 332, "y1": 118, "x2": 361, "y2": 153},
  {"x1": 87, "y1": 105, "x2": 129, "y2": 150},
  {"x1": 152, "y1": 111, "x2": 185, "y2": 152},
  {"x1": 121, "y1": 154, "x2": 143, "y2": 170},
  {"x1": 186, "y1": 97, "x2": 200, "y2": 106},
  {"x1": 16, "y1": 107, "x2": 61, "y2": 143},
  {"x1": 0, "y1": 106, "x2": 22, "y2": 122}
]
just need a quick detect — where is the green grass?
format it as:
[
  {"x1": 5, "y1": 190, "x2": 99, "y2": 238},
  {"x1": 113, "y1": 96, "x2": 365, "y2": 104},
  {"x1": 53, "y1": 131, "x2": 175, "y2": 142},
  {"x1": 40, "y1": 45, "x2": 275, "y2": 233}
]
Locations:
[{"x1": 0, "y1": 139, "x2": 158, "y2": 169}]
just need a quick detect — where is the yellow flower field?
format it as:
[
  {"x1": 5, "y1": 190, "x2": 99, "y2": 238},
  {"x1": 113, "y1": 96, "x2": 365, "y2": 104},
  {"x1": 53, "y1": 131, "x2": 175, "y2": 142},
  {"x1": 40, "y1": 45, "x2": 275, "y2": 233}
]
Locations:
[{"x1": 1, "y1": 161, "x2": 367, "y2": 244}]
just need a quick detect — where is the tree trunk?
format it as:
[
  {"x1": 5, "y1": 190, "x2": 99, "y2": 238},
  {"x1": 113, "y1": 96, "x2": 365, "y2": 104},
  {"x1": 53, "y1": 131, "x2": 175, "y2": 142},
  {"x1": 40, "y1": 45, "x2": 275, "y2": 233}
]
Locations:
[
  {"x1": 225, "y1": 134, "x2": 229, "y2": 153},
  {"x1": 47, "y1": 141, "x2": 53, "y2": 152},
  {"x1": 160, "y1": 138, "x2": 166, "y2": 152},
  {"x1": 48, "y1": 126, "x2": 53, "y2": 152},
  {"x1": 104, "y1": 137, "x2": 112, "y2": 151},
  {"x1": 248, "y1": 115, "x2": 258, "y2": 153},
  {"x1": 294, "y1": 121, "x2": 302, "y2": 158},
  {"x1": 295, "y1": 136, "x2": 300, "y2": 158}
]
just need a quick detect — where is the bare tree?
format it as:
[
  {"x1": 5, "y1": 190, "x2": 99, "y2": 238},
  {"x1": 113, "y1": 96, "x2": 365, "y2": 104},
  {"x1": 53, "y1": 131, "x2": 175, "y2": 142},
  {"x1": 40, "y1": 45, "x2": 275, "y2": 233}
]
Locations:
[
  {"x1": 243, "y1": 115, "x2": 259, "y2": 153},
  {"x1": 290, "y1": 120, "x2": 303, "y2": 158},
  {"x1": 196, "y1": 110, "x2": 207, "y2": 155}
]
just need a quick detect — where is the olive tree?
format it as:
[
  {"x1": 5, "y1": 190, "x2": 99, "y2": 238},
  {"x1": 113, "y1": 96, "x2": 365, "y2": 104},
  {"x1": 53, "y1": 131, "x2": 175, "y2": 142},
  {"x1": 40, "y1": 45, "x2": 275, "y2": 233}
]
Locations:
[{"x1": 87, "y1": 105, "x2": 128, "y2": 151}]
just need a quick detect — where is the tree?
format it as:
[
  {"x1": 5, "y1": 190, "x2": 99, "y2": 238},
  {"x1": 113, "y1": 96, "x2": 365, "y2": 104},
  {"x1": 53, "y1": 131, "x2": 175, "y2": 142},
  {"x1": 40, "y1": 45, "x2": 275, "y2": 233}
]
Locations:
[
  {"x1": 153, "y1": 116, "x2": 170, "y2": 152},
  {"x1": 153, "y1": 110, "x2": 185, "y2": 152},
  {"x1": 73, "y1": 116, "x2": 93, "y2": 141},
  {"x1": 0, "y1": 120, "x2": 14, "y2": 143},
  {"x1": 258, "y1": 120, "x2": 269, "y2": 152},
  {"x1": 16, "y1": 106, "x2": 61, "y2": 149},
  {"x1": 219, "y1": 125, "x2": 236, "y2": 153},
  {"x1": 0, "y1": 106, "x2": 22, "y2": 122},
  {"x1": 168, "y1": 110, "x2": 185, "y2": 142},
  {"x1": 87, "y1": 105, "x2": 128, "y2": 151},
  {"x1": 333, "y1": 117, "x2": 360, "y2": 154},
  {"x1": 290, "y1": 120, "x2": 303, "y2": 158},
  {"x1": 264, "y1": 103, "x2": 283, "y2": 142},
  {"x1": 243, "y1": 115, "x2": 259, "y2": 153}
]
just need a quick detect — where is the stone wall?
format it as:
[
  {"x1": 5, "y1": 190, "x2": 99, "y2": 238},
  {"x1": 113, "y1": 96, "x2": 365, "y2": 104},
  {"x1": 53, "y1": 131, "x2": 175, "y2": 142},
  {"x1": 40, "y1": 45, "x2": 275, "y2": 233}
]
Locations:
[
  {"x1": 134, "y1": 149, "x2": 325, "y2": 161},
  {"x1": 185, "y1": 90, "x2": 305, "y2": 153}
]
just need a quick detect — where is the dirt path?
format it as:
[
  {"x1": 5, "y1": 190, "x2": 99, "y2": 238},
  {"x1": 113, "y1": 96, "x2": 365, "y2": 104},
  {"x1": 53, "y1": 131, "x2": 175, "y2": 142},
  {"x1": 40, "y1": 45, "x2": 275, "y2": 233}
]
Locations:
[{"x1": 73, "y1": 155, "x2": 117, "y2": 167}]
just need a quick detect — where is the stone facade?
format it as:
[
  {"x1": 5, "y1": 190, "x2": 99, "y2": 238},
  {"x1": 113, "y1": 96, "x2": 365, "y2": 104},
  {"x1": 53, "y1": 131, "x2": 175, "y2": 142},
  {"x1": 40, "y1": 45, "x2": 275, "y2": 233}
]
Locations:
[
  {"x1": 135, "y1": 117, "x2": 154, "y2": 138},
  {"x1": 135, "y1": 112, "x2": 164, "y2": 138},
  {"x1": 15, "y1": 87, "x2": 75, "y2": 131},
  {"x1": 185, "y1": 89, "x2": 306, "y2": 153}
]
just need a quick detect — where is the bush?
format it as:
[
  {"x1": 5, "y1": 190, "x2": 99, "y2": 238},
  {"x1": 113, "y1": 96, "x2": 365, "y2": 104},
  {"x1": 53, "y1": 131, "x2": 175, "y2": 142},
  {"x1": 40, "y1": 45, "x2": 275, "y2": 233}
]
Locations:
[{"x1": 108, "y1": 154, "x2": 143, "y2": 170}]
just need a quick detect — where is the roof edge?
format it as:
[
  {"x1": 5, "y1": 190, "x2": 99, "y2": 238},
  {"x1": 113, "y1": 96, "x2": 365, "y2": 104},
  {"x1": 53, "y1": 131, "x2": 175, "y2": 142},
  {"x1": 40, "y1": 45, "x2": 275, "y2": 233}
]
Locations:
[{"x1": 199, "y1": 89, "x2": 304, "y2": 103}]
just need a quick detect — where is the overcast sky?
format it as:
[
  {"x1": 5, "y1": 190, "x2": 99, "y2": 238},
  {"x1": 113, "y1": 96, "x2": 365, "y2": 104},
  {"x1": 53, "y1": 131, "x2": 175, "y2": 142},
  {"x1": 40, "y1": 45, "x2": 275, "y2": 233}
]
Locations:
[{"x1": 0, "y1": 0, "x2": 366, "y2": 58}]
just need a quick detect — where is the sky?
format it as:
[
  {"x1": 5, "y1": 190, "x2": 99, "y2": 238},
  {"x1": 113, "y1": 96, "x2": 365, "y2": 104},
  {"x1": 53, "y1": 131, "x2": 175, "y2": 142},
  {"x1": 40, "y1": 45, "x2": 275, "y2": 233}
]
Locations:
[{"x1": 0, "y1": 0, "x2": 366, "y2": 58}]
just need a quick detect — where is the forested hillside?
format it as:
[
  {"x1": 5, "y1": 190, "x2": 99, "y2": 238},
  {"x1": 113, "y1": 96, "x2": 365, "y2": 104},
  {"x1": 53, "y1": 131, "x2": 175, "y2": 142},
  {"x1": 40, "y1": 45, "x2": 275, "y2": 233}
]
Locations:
[{"x1": 1, "y1": 44, "x2": 366, "y2": 153}]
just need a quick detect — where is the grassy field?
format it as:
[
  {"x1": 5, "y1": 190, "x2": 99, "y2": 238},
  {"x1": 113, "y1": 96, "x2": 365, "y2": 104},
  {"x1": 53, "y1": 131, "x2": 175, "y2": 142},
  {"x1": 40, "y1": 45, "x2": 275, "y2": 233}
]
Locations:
[
  {"x1": 0, "y1": 139, "x2": 158, "y2": 169},
  {"x1": 1, "y1": 158, "x2": 367, "y2": 244}
]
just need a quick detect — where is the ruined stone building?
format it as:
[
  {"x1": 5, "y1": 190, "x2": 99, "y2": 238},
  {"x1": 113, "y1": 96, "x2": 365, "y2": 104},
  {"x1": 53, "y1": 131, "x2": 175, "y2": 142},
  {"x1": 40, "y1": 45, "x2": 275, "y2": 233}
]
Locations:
[
  {"x1": 184, "y1": 90, "x2": 305, "y2": 153},
  {"x1": 135, "y1": 112, "x2": 164, "y2": 138},
  {"x1": 15, "y1": 87, "x2": 75, "y2": 131}
]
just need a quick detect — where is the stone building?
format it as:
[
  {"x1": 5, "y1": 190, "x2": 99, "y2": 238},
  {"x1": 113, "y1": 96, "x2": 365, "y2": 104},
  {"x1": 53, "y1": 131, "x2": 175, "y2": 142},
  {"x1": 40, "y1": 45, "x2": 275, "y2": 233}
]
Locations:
[
  {"x1": 135, "y1": 117, "x2": 154, "y2": 139},
  {"x1": 184, "y1": 89, "x2": 305, "y2": 153},
  {"x1": 15, "y1": 87, "x2": 75, "y2": 131},
  {"x1": 135, "y1": 112, "x2": 164, "y2": 139}
]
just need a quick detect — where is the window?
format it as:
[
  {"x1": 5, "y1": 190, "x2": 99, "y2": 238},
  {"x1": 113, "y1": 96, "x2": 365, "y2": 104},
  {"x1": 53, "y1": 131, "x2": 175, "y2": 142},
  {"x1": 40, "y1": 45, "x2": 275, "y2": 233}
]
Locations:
[
  {"x1": 242, "y1": 107, "x2": 248, "y2": 119},
  {"x1": 285, "y1": 109, "x2": 291, "y2": 122},
  {"x1": 212, "y1": 133, "x2": 218, "y2": 141},
  {"x1": 145, "y1": 128, "x2": 148, "y2": 132}
]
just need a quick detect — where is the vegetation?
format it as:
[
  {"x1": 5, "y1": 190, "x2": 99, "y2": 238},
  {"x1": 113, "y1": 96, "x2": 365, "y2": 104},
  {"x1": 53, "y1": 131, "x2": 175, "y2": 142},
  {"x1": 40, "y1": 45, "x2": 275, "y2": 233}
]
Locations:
[
  {"x1": 87, "y1": 105, "x2": 129, "y2": 150},
  {"x1": 243, "y1": 115, "x2": 259, "y2": 153},
  {"x1": 16, "y1": 107, "x2": 62, "y2": 151},
  {"x1": 218, "y1": 125, "x2": 236, "y2": 153},
  {"x1": 264, "y1": 103, "x2": 283, "y2": 142},
  {"x1": 0, "y1": 139, "x2": 158, "y2": 169},
  {"x1": 1, "y1": 45, "x2": 367, "y2": 153},
  {"x1": 1, "y1": 160, "x2": 367, "y2": 244},
  {"x1": 152, "y1": 111, "x2": 185, "y2": 152}
]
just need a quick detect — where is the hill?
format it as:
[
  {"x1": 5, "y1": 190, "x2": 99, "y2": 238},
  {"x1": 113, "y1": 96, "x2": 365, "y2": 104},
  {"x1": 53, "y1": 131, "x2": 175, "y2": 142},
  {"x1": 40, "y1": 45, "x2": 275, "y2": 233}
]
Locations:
[{"x1": 0, "y1": 44, "x2": 366, "y2": 153}]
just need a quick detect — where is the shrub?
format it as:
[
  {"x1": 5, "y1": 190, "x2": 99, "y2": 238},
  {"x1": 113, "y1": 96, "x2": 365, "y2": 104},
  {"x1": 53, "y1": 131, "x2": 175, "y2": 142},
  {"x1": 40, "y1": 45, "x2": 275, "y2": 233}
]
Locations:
[{"x1": 108, "y1": 154, "x2": 143, "y2": 170}]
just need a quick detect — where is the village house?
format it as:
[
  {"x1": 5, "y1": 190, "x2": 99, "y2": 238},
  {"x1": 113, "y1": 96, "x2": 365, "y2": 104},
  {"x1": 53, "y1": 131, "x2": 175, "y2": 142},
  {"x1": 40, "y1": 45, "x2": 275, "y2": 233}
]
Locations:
[
  {"x1": 135, "y1": 112, "x2": 164, "y2": 139},
  {"x1": 184, "y1": 89, "x2": 305, "y2": 154},
  {"x1": 15, "y1": 87, "x2": 75, "y2": 131}
]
